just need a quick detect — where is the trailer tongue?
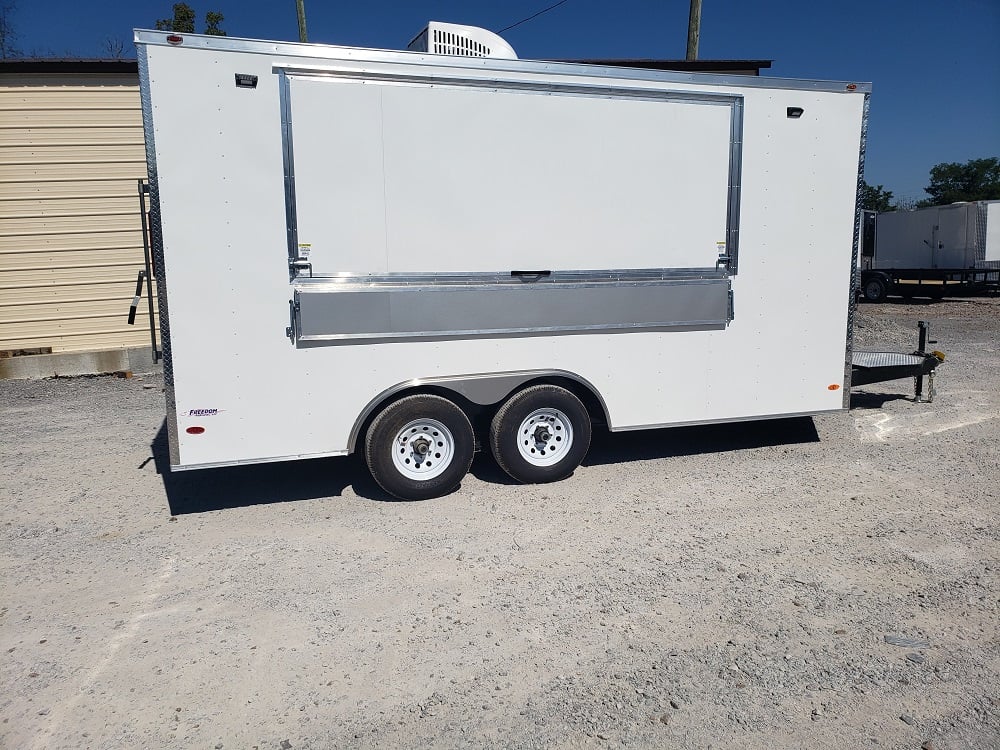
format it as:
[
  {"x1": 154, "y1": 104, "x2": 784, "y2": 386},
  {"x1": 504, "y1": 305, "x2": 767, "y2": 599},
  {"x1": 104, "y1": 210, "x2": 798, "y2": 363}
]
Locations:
[{"x1": 851, "y1": 322, "x2": 945, "y2": 402}]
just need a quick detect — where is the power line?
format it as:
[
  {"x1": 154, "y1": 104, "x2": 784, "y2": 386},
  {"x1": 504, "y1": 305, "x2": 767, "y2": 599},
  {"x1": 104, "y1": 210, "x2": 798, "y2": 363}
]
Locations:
[{"x1": 497, "y1": 0, "x2": 572, "y2": 34}]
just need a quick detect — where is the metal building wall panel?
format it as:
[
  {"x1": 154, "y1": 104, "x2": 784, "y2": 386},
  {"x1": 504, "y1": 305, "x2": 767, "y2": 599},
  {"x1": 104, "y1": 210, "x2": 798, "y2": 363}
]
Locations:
[
  {"x1": 0, "y1": 126, "x2": 144, "y2": 147},
  {"x1": 0, "y1": 178, "x2": 140, "y2": 200},
  {"x1": 0, "y1": 212, "x2": 141, "y2": 236},
  {"x1": 0, "y1": 109, "x2": 144, "y2": 127},
  {"x1": 0, "y1": 282, "x2": 146, "y2": 305},
  {"x1": 1, "y1": 161, "x2": 146, "y2": 182},
  {"x1": 0, "y1": 196, "x2": 139, "y2": 217},
  {"x1": 0, "y1": 266, "x2": 142, "y2": 288},
  {"x1": 0, "y1": 323, "x2": 155, "y2": 351},
  {"x1": 0, "y1": 298, "x2": 157, "y2": 324},
  {"x1": 0, "y1": 144, "x2": 144, "y2": 165},
  {"x1": 0, "y1": 72, "x2": 151, "y2": 354},
  {"x1": 0, "y1": 89, "x2": 141, "y2": 108},
  {"x1": 0, "y1": 246, "x2": 145, "y2": 270},
  {"x1": 0, "y1": 230, "x2": 143, "y2": 253}
]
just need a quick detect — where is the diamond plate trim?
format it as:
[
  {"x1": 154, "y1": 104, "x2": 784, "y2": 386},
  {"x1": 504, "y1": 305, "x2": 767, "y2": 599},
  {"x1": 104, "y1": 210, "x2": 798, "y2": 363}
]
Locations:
[
  {"x1": 845, "y1": 92, "x2": 870, "y2": 407},
  {"x1": 137, "y1": 45, "x2": 180, "y2": 467}
]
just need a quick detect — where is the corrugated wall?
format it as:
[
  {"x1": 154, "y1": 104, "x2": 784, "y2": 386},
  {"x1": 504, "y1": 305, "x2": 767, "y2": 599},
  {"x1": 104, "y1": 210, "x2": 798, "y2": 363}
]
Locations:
[{"x1": 0, "y1": 73, "x2": 155, "y2": 355}]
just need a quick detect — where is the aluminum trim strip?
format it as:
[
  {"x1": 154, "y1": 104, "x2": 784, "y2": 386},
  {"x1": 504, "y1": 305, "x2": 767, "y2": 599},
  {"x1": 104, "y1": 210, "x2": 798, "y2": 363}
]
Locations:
[
  {"x1": 282, "y1": 67, "x2": 743, "y2": 108},
  {"x1": 610, "y1": 408, "x2": 845, "y2": 433},
  {"x1": 844, "y1": 92, "x2": 870, "y2": 407},
  {"x1": 278, "y1": 70, "x2": 299, "y2": 266},
  {"x1": 137, "y1": 45, "x2": 180, "y2": 468},
  {"x1": 170, "y1": 449, "x2": 351, "y2": 472},
  {"x1": 132, "y1": 30, "x2": 871, "y2": 93},
  {"x1": 726, "y1": 97, "x2": 744, "y2": 273},
  {"x1": 294, "y1": 268, "x2": 729, "y2": 289}
]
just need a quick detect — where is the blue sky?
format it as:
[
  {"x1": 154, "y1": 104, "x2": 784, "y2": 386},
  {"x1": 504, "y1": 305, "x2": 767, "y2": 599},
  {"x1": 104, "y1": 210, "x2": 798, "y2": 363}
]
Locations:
[{"x1": 9, "y1": 0, "x2": 1000, "y2": 203}]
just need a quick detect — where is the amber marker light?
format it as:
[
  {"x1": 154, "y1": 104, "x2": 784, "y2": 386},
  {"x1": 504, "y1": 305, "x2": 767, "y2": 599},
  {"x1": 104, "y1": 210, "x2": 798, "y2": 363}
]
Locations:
[{"x1": 828, "y1": 384, "x2": 841, "y2": 390}]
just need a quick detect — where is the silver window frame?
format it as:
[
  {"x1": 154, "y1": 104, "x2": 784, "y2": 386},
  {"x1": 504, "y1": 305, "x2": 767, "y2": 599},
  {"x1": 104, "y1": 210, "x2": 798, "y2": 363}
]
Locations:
[{"x1": 276, "y1": 65, "x2": 745, "y2": 277}]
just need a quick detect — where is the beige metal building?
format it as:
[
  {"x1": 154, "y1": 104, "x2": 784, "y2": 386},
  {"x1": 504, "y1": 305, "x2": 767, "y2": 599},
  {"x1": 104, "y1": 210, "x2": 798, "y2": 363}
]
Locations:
[{"x1": 0, "y1": 60, "x2": 154, "y2": 377}]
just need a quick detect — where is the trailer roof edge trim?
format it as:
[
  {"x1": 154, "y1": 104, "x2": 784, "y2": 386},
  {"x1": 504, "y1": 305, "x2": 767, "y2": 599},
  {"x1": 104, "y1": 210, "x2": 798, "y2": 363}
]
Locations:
[{"x1": 132, "y1": 29, "x2": 871, "y2": 94}]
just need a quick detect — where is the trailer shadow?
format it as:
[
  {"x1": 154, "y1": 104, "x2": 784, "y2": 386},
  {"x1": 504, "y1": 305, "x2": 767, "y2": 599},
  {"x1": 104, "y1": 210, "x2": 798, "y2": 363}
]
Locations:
[
  {"x1": 850, "y1": 391, "x2": 912, "y2": 409},
  {"x1": 151, "y1": 417, "x2": 825, "y2": 513},
  {"x1": 149, "y1": 422, "x2": 392, "y2": 514},
  {"x1": 581, "y1": 416, "x2": 820, "y2": 468}
]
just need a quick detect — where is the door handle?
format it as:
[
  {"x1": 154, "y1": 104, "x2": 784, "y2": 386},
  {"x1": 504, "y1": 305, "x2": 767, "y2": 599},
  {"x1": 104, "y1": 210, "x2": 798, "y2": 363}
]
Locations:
[{"x1": 510, "y1": 270, "x2": 551, "y2": 281}]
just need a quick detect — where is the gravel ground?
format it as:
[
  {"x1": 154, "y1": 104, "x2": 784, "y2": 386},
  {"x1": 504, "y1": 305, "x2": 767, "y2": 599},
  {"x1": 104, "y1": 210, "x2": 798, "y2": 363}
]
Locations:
[{"x1": 1, "y1": 299, "x2": 998, "y2": 750}]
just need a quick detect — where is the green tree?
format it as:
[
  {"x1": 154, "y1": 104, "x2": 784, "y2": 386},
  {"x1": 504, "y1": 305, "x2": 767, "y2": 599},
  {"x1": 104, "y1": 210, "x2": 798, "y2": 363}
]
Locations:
[
  {"x1": 156, "y1": 3, "x2": 195, "y2": 33},
  {"x1": 918, "y1": 157, "x2": 1000, "y2": 207},
  {"x1": 155, "y1": 3, "x2": 226, "y2": 36},
  {"x1": 860, "y1": 181, "x2": 895, "y2": 213},
  {"x1": 204, "y1": 11, "x2": 226, "y2": 36}
]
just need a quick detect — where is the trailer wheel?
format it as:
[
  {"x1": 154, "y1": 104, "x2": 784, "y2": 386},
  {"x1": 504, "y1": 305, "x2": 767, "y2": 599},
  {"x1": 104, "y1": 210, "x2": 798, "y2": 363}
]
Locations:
[
  {"x1": 862, "y1": 277, "x2": 888, "y2": 303},
  {"x1": 365, "y1": 395, "x2": 474, "y2": 500},
  {"x1": 490, "y1": 385, "x2": 591, "y2": 484}
]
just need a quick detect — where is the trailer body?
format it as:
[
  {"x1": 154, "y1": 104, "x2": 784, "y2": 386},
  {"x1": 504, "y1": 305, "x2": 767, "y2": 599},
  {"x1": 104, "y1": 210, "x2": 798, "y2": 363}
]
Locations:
[
  {"x1": 135, "y1": 30, "x2": 868, "y2": 492},
  {"x1": 859, "y1": 201, "x2": 1000, "y2": 301}
]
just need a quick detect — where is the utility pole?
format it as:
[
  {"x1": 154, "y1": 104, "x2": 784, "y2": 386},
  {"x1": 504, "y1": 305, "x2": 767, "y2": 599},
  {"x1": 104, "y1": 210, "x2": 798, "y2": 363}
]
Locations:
[
  {"x1": 686, "y1": 0, "x2": 701, "y2": 61},
  {"x1": 295, "y1": 0, "x2": 308, "y2": 43}
]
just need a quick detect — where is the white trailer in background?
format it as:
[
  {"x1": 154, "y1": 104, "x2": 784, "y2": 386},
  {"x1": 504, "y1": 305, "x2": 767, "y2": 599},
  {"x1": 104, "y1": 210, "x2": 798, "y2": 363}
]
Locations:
[
  {"x1": 134, "y1": 26, "x2": 870, "y2": 499},
  {"x1": 859, "y1": 201, "x2": 1000, "y2": 301}
]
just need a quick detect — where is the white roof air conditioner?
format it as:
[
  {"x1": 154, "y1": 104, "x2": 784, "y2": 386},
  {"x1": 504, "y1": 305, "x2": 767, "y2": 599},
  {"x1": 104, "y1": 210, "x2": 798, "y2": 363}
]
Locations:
[{"x1": 407, "y1": 22, "x2": 518, "y2": 60}]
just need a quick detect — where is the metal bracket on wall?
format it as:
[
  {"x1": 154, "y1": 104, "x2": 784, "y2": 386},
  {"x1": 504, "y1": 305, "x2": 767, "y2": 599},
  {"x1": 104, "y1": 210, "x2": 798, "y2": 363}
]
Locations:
[
  {"x1": 286, "y1": 298, "x2": 299, "y2": 341},
  {"x1": 136, "y1": 180, "x2": 161, "y2": 364}
]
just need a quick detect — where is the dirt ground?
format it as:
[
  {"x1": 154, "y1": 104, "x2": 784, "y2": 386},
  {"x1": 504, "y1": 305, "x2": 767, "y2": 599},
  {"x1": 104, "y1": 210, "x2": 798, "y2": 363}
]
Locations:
[{"x1": 1, "y1": 299, "x2": 998, "y2": 750}]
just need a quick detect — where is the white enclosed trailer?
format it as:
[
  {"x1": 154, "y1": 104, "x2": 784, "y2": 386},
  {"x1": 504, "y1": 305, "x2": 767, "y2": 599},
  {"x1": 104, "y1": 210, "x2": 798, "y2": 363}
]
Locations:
[
  {"x1": 859, "y1": 201, "x2": 1000, "y2": 301},
  {"x1": 134, "y1": 28, "x2": 869, "y2": 499}
]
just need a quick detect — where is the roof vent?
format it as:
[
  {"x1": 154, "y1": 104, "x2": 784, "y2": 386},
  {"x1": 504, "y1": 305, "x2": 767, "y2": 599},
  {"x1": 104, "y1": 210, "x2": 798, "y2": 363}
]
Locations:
[{"x1": 407, "y1": 22, "x2": 517, "y2": 60}]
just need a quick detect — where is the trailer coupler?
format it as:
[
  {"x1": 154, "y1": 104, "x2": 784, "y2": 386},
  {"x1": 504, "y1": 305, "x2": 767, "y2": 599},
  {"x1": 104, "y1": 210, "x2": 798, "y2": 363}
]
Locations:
[{"x1": 851, "y1": 321, "x2": 945, "y2": 402}]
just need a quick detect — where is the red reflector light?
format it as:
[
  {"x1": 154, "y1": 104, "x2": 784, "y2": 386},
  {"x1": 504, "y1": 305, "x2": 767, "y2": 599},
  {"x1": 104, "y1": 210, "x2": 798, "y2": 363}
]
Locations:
[
  {"x1": 166, "y1": 35, "x2": 183, "y2": 45},
  {"x1": 186, "y1": 426, "x2": 205, "y2": 435},
  {"x1": 846, "y1": 83, "x2": 857, "y2": 91}
]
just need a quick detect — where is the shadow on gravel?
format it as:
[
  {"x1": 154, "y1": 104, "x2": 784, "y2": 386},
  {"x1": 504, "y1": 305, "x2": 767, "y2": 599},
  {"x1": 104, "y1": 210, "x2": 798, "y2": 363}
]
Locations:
[
  {"x1": 850, "y1": 391, "x2": 912, "y2": 409},
  {"x1": 467, "y1": 449, "x2": 519, "y2": 485},
  {"x1": 582, "y1": 416, "x2": 820, "y2": 467},
  {"x1": 149, "y1": 422, "x2": 394, "y2": 514},
  {"x1": 151, "y1": 417, "x2": 822, "y2": 513}
]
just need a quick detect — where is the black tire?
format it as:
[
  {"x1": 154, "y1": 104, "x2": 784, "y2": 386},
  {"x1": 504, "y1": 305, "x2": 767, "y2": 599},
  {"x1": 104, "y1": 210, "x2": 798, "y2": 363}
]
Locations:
[
  {"x1": 862, "y1": 276, "x2": 888, "y2": 303},
  {"x1": 489, "y1": 385, "x2": 591, "y2": 484},
  {"x1": 364, "y1": 394, "x2": 474, "y2": 500}
]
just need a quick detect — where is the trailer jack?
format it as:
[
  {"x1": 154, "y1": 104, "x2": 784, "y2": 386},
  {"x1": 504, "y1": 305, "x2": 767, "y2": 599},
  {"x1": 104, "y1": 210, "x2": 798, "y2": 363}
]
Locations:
[{"x1": 851, "y1": 321, "x2": 945, "y2": 402}]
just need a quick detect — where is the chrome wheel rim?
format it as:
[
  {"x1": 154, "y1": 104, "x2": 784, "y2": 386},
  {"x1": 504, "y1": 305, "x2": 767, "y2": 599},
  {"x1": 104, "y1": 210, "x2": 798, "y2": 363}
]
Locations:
[
  {"x1": 391, "y1": 418, "x2": 454, "y2": 481},
  {"x1": 516, "y1": 408, "x2": 573, "y2": 466}
]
